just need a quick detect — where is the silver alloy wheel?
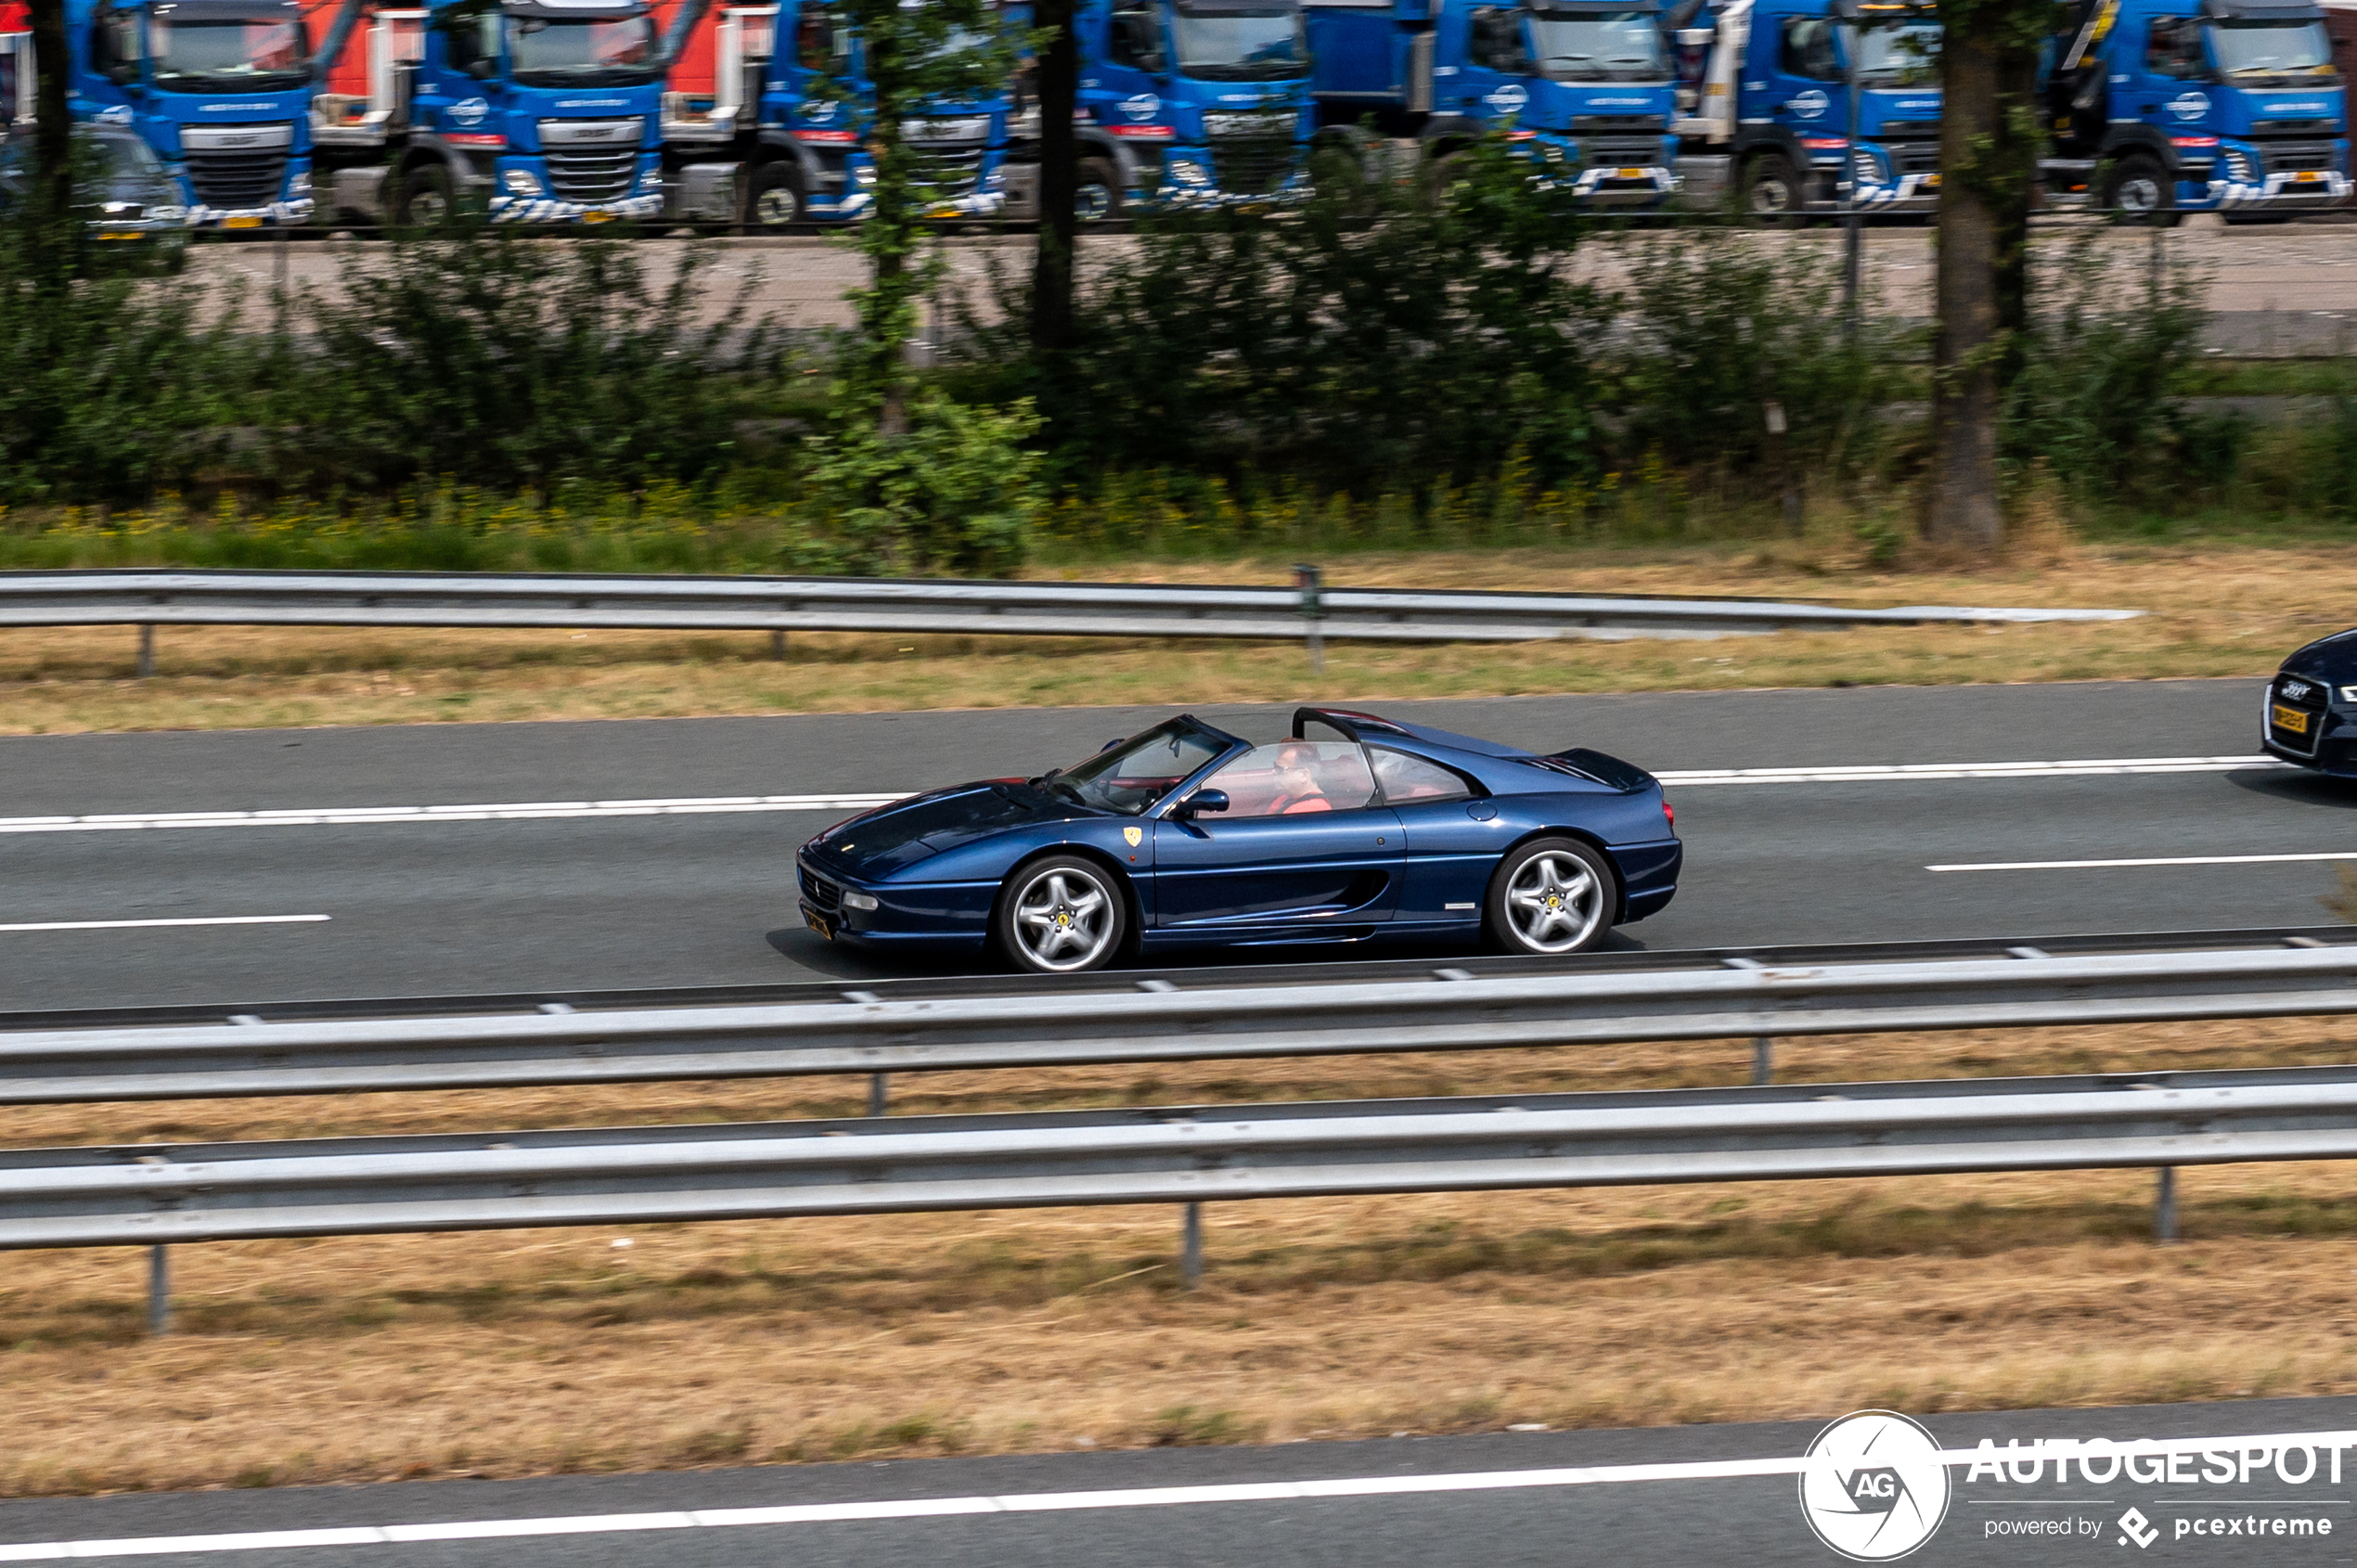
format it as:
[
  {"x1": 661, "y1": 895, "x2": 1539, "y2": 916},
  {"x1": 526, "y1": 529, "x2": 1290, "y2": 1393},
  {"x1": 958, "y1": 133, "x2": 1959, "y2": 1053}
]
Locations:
[
  {"x1": 408, "y1": 188, "x2": 450, "y2": 225},
  {"x1": 2117, "y1": 174, "x2": 2163, "y2": 214},
  {"x1": 754, "y1": 185, "x2": 803, "y2": 225},
  {"x1": 1749, "y1": 171, "x2": 1796, "y2": 215},
  {"x1": 1503, "y1": 849, "x2": 1606, "y2": 954},
  {"x1": 1011, "y1": 865, "x2": 1118, "y2": 971}
]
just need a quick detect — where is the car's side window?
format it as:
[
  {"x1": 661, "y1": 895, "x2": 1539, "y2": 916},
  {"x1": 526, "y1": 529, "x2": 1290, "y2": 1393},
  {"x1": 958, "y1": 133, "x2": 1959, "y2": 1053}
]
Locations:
[
  {"x1": 1206, "y1": 741, "x2": 1377, "y2": 817},
  {"x1": 1372, "y1": 749, "x2": 1476, "y2": 804}
]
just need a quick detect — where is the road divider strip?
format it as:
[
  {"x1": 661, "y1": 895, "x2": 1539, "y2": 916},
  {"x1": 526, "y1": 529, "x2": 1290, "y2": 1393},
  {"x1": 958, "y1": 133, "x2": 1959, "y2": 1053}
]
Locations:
[
  {"x1": 1932, "y1": 851, "x2": 2357, "y2": 872},
  {"x1": 5, "y1": 1428, "x2": 2351, "y2": 1561},
  {"x1": 0, "y1": 757, "x2": 2294, "y2": 836},
  {"x1": 0, "y1": 915, "x2": 330, "y2": 933}
]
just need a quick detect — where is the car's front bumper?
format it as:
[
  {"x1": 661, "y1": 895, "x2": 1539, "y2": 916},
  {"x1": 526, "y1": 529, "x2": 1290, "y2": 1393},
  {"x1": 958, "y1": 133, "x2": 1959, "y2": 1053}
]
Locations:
[{"x1": 795, "y1": 854, "x2": 994, "y2": 951}]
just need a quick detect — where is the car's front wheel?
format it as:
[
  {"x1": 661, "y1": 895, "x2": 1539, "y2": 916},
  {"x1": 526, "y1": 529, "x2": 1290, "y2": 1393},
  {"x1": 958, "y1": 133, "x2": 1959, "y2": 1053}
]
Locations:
[
  {"x1": 1486, "y1": 837, "x2": 1615, "y2": 956},
  {"x1": 996, "y1": 855, "x2": 1127, "y2": 973}
]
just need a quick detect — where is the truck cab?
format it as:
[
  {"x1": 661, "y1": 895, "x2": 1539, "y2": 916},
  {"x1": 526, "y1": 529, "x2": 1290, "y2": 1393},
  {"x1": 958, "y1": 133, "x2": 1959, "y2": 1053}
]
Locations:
[
  {"x1": 1066, "y1": 0, "x2": 1313, "y2": 212},
  {"x1": 307, "y1": 0, "x2": 666, "y2": 224},
  {"x1": 1670, "y1": 0, "x2": 1940, "y2": 219},
  {"x1": 51, "y1": 0, "x2": 316, "y2": 226},
  {"x1": 2045, "y1": 0, "x2": 2348, "y2": 218},
  {"x1": 1307, "y1": 0, "x2": 1679, "y2": 209}
]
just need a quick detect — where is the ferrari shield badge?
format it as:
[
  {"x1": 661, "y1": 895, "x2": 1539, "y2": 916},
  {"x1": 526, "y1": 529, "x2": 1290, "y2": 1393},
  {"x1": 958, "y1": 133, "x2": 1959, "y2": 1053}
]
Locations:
[{"x1": 1124, "y1": 827, "x2": 1144, "y2": 847}]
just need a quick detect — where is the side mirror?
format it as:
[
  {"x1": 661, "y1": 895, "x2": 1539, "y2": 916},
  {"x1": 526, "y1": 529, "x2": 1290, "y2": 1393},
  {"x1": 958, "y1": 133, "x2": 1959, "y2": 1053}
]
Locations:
[
  {"x1": 1174, "y1": 788, "x2": 1230, "y2": 819},
  {"x1": 467, "y1": 58, "x2": 495, "y2": 79},
  {"x1": 107, "y1": 62, "x2": 135, "y2": 85},
  {"x1": 1143, "y1": 50, "x2": 1168, "y2": 73}
]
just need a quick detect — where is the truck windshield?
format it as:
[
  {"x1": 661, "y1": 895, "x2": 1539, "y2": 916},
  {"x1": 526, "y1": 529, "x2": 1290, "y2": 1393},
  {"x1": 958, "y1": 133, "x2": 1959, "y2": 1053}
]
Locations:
[
  {"x1": 148, "y1": 14, "x2": 309, "y2": 93},
  {"x1": 2209, "y1": 18, "x2": 2335, "y2": 82},
  {"x1": 508, "y1": 15, "x2": 659, "y2": 86},
  {"x1": 1848, "y1": 19, "x2": 1938, "y2": 84},
  {"x1": 1529, "y1": 11, "x2": 1667, "y2": 82},
  {"x1": 1170, "y1": 5, "x2": 1308, "y2": 80}
]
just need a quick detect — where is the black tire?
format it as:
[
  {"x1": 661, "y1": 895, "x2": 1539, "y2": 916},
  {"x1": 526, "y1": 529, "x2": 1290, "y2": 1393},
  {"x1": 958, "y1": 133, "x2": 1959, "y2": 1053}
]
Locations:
[
  {"x1": 1075, "y1": 157, "x2": 1121, "y2": 222},
  {"x1": 1484, "y1": 837, "x2": 1616, "y2": 957},
  {"x1": 744, "y1": 161, "x2": 808, "y2": 228},
  {"x1": 395, "y1": 163, "x2": 457, "y2": 227},
  {"x1": 2099, "y1": 154, "x2": 2180, "y2": 227},
  {"x1": 1307, "y1": 138, "x2": 1367, "y2": 197},
  {"x1": 1742, "y1": 152, "x2": 1808, "y2": 228},
  {"x1": 994, "y1": 855, "x2": 1129, "y2": 973}
]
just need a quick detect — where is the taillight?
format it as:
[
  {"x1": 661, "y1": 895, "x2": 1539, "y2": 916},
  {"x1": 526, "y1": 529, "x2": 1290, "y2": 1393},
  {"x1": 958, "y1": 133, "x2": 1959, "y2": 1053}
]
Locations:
[{"x1": 1663, "y1": 797, "x2": 1676, "y2": 829}]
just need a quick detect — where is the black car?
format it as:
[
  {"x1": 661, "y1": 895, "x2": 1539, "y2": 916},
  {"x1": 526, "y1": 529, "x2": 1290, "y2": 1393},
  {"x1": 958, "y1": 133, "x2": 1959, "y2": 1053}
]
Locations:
[
  {"x1": 0, "y1": 124, "x2": 190, "y2": 255},
  {"x1": 2263, "y1": 633, "x2": 2357, "y2": 774}
]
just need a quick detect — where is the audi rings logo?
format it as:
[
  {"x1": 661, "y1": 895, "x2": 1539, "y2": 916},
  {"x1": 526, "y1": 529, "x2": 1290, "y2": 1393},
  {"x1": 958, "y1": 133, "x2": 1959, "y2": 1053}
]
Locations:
[
  {"x1": 2285, "y1": 679, "x2": 2314, "y2": 701},
  {"x1": 1800, "y1": 1411, "x2": 1952, "y2": 1561}
]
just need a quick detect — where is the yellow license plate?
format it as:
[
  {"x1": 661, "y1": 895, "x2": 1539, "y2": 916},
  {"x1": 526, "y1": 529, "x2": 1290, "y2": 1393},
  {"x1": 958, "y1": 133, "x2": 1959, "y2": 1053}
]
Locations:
[
  {"x1": 97, "y1": 229, "x2": 143, "y2": 241},
  {"x1": 1616, "y1": 166, "x2": 1645, "y2": 179},
  {"x1": 1922, "y1": 173, "x2": 1941, "y2": 189},
  {"x1": 926, "y1": 204, "x2": 961, "y2": 218},
  {"x1": 582, "y1": 210, "x2": 615, "y2": 223},
  {"x1": 223, "y1": 214, "x2": 263, "y2": 229},
  {"x1": 2294, "y1": 174, "x2": 2325, "y2": 185},
  {"x1": 2274, "y1": 703, "x2": 2312, "y2": 734},
  {"x1": 805, "y1": 910, "x2": 833, "y2": 940}
]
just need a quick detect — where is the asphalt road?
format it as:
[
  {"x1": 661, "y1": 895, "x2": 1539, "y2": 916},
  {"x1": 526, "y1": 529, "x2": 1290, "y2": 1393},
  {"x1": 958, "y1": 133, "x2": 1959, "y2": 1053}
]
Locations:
[
  {"x1": 0, "y1": 677, "x2": 2342, "y2": 1011},
  {"x1": 2, "y1": 1394, "x2": 2351, "y2": 1566}
]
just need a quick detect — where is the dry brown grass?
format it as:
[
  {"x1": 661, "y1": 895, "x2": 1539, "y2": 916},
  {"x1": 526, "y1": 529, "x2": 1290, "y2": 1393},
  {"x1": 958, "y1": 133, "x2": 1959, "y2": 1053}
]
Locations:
[
  {"x1": 8, "y1": 1016, "x2": 2357, "y2": 1497},
  {"x1": 0, "y1": 540, "x2": 2335, "y2": 735}
]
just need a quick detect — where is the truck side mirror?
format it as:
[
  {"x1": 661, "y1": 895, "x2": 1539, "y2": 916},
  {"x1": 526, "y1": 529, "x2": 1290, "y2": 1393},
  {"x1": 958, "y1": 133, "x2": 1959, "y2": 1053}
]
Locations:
[
  {"x1": 107, "y1": 62, "x2": 135, "y2": 85},
  {"x1": 467, "y1": 58, "x2": 494, "y2": 79}
]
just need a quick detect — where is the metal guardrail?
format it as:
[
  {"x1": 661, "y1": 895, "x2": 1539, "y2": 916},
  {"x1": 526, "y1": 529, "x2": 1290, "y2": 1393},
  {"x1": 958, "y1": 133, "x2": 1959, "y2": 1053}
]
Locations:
[
  {"x1": 0, "y1": 569, "x2": 2140, "y2": 650},
  {"x1": 4, "y1": 1064, "x2": 2351, "y2": 1251},
  {"x1": 6, "y1": 931, "x2": 2355, "y2": 1104}
]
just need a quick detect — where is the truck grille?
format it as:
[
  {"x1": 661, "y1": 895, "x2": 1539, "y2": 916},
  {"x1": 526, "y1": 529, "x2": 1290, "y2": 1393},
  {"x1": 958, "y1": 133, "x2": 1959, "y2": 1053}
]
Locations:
[
  {"x1": 1582, "y1": 135, "x2": 1668, "y2": 166},
  {"x1": 545, "y1": 146, "x2": 637, "y2": 203},
  {"x1": 2260, "y1": 139, "x2": 2338, "y2": 175},
  {"x1": 186, "y1": 146, "x2": 287, "y2": 209},
  {"x1": 1887, "y1": 139, "x2": 1940, "y2": 174},
  {"x1": 911, "y1": 143, "x2": 984, "y2": 198},
  {"x1": 1568, "y1": 114, "x2": 1665, "y2": 133},
  {"x1": 1210, "y1": 138, "x2": 1293, "y2": 195}
]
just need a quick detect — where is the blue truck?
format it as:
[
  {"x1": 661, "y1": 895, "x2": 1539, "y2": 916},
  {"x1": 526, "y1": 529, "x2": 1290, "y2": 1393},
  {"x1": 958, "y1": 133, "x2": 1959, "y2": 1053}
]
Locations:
[
  {"x1": 304, "y1": 0, "x2": 668, "y2": 225},
  {"x1": 656, "y1": 0, "x2": 1012, "y2": 225},
  {"x1": 2043, "y1": 0, "x2": 2349, "y2": 220},
  {"x1": 7, "y1": 0, "x2": 318, "y2": 227},
  {"x1": 1304, "y1": 0, "x2": 1680, "y2": 209},
  {"x1": 1664, "y1": 0, "x2": 1939, "y2": 219}
]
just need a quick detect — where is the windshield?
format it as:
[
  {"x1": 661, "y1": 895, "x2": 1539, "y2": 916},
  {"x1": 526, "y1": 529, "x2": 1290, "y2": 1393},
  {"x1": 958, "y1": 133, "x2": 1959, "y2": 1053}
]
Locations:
[
  {"x1": 1170, "y1": 6, "x2": 1308, "y2": 81},
  {"x1": 1530, "y1": 11, "x2": 1667, "y2": 82},
  {"x1": 99, "y1": 135, "x2": 162, "y2": 176},
  {"x1": 2210, "y1": 18, "x2": 2335, "y2": 81},
  {"x1": 1038, "y1": 721, "x2": 1231, "y2": 815},
  {"x1": 1848, "y1": 19, "x2": 1939, "y2": 85},
  {"x1": 149, "y1": 15, "x2": 309, "y2": 92},
  {"x1": 508, "y1": 15, "x2": 659, "y2": 86}
]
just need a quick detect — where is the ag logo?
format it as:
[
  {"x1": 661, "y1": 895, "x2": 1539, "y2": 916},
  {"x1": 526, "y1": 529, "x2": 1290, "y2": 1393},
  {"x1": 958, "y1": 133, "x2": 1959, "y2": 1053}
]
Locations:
[
  {"x1": 1123, "y1": 827, "x2": 1143, "y2": 847},
  {"x1": 1788, "y1": 87, "x2": 1830, "y2": 119},
  {"x1": 2168, "y1": 89, "x2": 2210, "y2": 121},
  {"x1": 447, "y1": 96, "x2": 489, "y2": 127},
  {"x1": 1120, "y1": 92, "x2": 1161, "y2": 120},
  {"x1": 803, "y1": 98, "x2": 839, "y2": 122},
  {"x1": 1484, "y1": 81, "x2": 1529, "y2": 113},
  {"x1": 1799, "y1": 1411, "x2": 1951, "y2": 1561}
]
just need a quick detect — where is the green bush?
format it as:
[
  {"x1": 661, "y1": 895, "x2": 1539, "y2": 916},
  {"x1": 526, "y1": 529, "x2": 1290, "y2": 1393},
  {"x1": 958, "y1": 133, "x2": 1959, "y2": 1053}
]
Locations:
[{"x1": 798, "y1": 391, "x2": 1044, "y2": 575}]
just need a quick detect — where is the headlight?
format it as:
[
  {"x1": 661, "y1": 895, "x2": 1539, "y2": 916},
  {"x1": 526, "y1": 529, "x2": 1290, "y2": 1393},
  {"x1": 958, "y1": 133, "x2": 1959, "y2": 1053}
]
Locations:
[
  {"x1": 500, "y1": 168, "x2": 544, "y2": 197},
  {"x1": 1166, "y1": 158, "x2": 1212, "y2": 186},
  {"x1": 2337, "y1": 686, "x2": 2357, "y2": 703},
  {"x1": 1851, "y1": 149, "x2": 1882, "y2": 185},
  {"x1": 839, "y1": 889, "x2": 880, "y2": 912},
  {"x1": 147, "y1": 204, "x2": 186, "y2": 223},
  {"x1": 286, "y1": 171, "x2": 312, "y2": 196},
  {"x1": 853, "y1": 164, "x2": 878, "y2": 188}
]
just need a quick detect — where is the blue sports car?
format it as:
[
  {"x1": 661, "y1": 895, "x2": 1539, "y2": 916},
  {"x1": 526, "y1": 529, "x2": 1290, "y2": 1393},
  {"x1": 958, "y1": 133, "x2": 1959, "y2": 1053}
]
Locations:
[{"x1": 795, "y1": 707, "x2": 1682, "y2": 973}]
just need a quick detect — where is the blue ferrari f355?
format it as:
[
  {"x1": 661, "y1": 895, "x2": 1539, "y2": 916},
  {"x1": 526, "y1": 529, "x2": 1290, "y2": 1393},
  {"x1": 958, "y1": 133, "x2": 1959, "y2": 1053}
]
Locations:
[{"x1": 795, "y1": 706, "x2": 1681, "y2": 972}]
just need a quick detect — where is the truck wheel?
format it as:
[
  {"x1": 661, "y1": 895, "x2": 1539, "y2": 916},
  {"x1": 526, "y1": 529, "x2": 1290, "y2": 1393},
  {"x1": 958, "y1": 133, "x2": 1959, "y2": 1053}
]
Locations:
[
  {"x1": 744, "y1": 161, "x2": 807, "y2": 227},
  {"x1": 1075, "y1": 157, "x2": 1121, "y2": 222},
  {"x1": 1307, "y1": 137, "x2": 1367, "y2": 196},
  {"x1": 395, "y1": 164, "x2": 457, "y2": 227},
  {"x1": 2100, "y1": 155, "x2": 2180, "y2": 227},
  {"x1": 1743, "y1": 152, "x2": 1807, "y2": 228}
]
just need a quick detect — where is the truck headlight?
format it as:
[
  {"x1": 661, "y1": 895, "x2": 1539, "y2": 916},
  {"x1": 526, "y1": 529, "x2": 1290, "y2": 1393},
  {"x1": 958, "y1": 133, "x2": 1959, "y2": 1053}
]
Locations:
[
  {"x1": 853, "y1": 163, "x2": 878, "y2": 188},
  {"x1": 287, "y1": 170, "x2": 312, "y2": 196},
  {"x1": 1166, "y1": 158, "x2": 1212, "y2": 186},
  {"x1": 501, "y1": 168, "x2": 544, "y2": 197},
  {"x1": 839, "y1": 889, "x2": 880, "y2": 911},
  {"x1": 147, "y1": 204, "x2": 187, "y2": 223}
]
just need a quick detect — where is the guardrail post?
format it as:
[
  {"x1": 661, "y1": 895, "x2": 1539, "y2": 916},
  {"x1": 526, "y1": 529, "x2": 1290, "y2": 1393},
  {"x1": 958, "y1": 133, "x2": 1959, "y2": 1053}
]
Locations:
[
  {"x1": 1294, "y1": 563, "x2": 1325, "y2": 673},
  {"x1": 2155, "y1": 1166, "x2": 2179, "y2": 1244},
  {"x1": 147, "y1": 1244, "x2": 171, "y2": 1335},
  {"x1": 136, "y1": 623, "x2": 155, "y2": 680},
  {"x1": 868, "y1": 1072, "x2": 889, "y2": 1117},
  {"x1": 1180, "y1": 1201, "x2": 1204, "y2": 1290},
  {"x1": 769, "y1": 629, "x2": 787, "y2": 661},
  {"x1": 1752, "y1": 1035, "x2": 1773, "y2": 1086}
]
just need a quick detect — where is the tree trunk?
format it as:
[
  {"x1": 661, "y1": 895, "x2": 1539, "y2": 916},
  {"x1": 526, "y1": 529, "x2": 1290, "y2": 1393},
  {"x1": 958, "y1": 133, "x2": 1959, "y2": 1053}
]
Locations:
[
  {"x1": 1029, "y1": 0, "x2": 1077, "y2": 355},
  {"x1": 28, "y1": 0, "x2": 72, "y2": 265},
  {"x1": 1926, "y1": 22, "x2": 2003, "y2": 550}
]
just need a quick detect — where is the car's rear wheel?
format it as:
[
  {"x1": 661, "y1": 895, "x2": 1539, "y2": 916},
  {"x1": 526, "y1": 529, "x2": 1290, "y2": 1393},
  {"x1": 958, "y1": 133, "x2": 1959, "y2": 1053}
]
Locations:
[
  {"x1": 1486, "y1": 837, "x2": 1615, "y2": 956},
  {"x1": 997, "y1": 855, "x2": 1127, "y2": 973}
]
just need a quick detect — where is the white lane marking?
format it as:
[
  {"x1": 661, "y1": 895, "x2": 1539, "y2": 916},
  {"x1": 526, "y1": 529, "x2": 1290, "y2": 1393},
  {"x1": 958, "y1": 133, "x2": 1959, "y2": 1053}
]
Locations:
[
  {"x1": 0, "y1": 757, "x2": 2296, "y2": 838},
  {"x1": 1933, "y1": 851, "x2": 2357, "y2": 873},
  {"x1": 0, "y1": 915, "x2": 331, "y2": 933},
  {"x1": 3, "y1": 1427, "x2": 2351, "y2": 1561}
]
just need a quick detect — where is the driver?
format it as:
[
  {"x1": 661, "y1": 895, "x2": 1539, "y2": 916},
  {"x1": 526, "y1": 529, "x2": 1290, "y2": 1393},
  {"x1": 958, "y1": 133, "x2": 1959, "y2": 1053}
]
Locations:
[{"x1": 1269, "y1": 742, "x2": 1334, "y2": 815}]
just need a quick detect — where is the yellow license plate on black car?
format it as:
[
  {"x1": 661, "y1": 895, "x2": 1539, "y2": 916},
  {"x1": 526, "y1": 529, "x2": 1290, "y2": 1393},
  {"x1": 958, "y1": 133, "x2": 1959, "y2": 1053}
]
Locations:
[
  {"x1": 2274, "y1": 703, "x2": 2312, "y2": 734},
  {"x1": 224, "y1": 214, "x2": 263, "y2": 229}
]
